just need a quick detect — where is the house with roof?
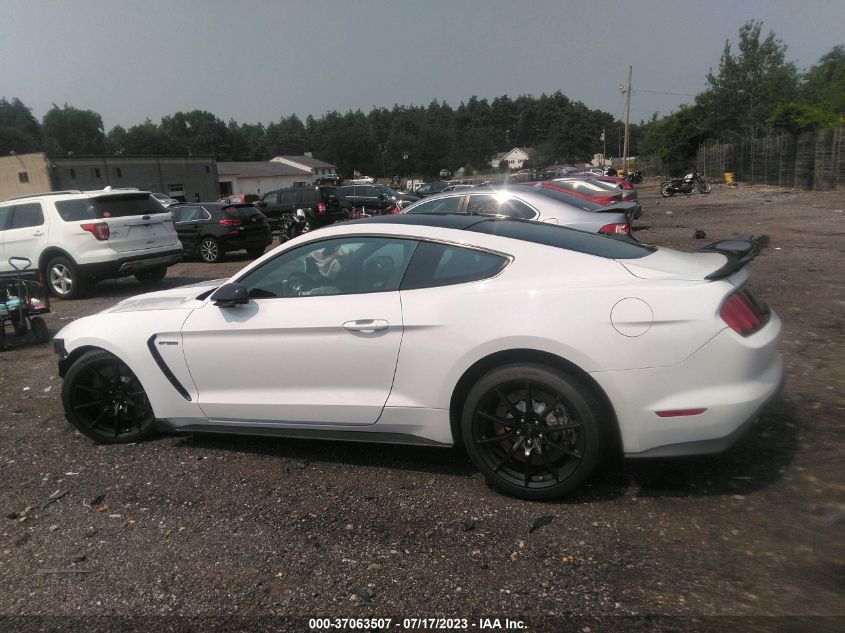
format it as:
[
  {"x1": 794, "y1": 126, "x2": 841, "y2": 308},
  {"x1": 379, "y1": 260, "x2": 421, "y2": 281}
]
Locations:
[
  {"x1": 489, "y1": 147, "x2": 537, "y2": 170},
  {"x1": 216, "y1": 161, "x2": 311, "y2": 198},
  {"x1": 270, "y1": 153, "x2": 339, "y2": 181}
]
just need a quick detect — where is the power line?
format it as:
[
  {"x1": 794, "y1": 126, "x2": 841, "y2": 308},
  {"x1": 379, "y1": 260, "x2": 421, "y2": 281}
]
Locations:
[{"x1": 634, "y1": 89, "x2": 696, "y2": 98}]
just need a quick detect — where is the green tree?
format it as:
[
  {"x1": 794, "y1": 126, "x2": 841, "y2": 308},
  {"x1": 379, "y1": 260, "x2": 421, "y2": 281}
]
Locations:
[
  {"x1": 42, "y1": 104, "x2": 105, "y2": 155},
  {"x1": 0, "y1": 97, "x2": 41, "y2": 154},
  {"x1": 801, "y1": 45, "x2": 845, "y2": 116},
  {"x1": 697, "y1": 20, "x2": 799, "y2": 140}
]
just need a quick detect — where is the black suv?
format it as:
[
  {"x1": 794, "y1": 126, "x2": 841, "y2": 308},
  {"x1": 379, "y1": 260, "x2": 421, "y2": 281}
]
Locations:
[
  {"x1": 170, "y1": 203, "x2": 272, "y2": 263},
  {"x1": 335, "y1": 184, "x2": 419, "y2": 216},
  {"x1": 256, "y1": 186, "x2": 346, "y2": 239}
]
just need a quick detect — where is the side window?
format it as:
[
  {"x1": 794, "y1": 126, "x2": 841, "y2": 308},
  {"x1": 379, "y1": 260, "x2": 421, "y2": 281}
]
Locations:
[
  {"x1": 56, "y1": 199, "x2": 95, "y2": 222},
  {"x1": 0, "y1": 206, "x2": 13, "y2": 231},
  {"x1": 10, "y1": 203, "x2": 45, "y2": 229},
  {"x1": 262, "y1": 192, "x2": 278, "y2": 205},
  {"x1": 281, "y1": 190, "x2": 298, "y2": 205},
  {"x1": 238, "y1": 237, "x2": 418, "y2": 299},
  {"x1": 401, "y1": 242, "x2": 508, "y2": 290},
  {"x1": 465, "y1": 195, "x2": 535, "y2": 219},
  {"x1": 406, "y1": 196, "x2": 462, "y2": 215},
  {"x1": 174, "y1": 206, "x2": 201, "y2": 222}
]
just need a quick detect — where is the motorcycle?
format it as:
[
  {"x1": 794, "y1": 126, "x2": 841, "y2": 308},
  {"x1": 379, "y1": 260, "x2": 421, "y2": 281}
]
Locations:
[
  {"x1": 624, "y1": 169, "x2": 643, "y2": 185},
  {"x1": 661, "y1": 171, "x2": 712, "y2": 197},
  {"x1": 280, "y1": 208, "x2": 311, "y2": 242}
]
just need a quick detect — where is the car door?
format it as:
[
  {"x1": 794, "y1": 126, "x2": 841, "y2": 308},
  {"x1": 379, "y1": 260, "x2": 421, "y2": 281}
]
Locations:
[
  {"x1": 257, "y1": 191, "x2": 281, "y2": 226},
  {"x1": 171, "y1": 205, "x2": 205, "y2": 253},
  {"x1": 0, "y1": 204, "x2": 13, "y2": 271},
  {"x1": 2, "y1": 203, "x2": 47, "y2": 271},
  {"x1": 179, "y1": 235, "x2": 418, "y2": 425}
]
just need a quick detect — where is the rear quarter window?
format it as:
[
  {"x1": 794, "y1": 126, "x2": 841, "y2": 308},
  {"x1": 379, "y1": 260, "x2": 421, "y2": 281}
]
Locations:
[{"x1": 401, "y1": 242, "x2": 508, "y2": 290}]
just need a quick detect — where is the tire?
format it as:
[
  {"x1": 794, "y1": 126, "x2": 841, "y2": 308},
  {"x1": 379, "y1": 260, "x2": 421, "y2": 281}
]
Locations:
[
  {"x1": 46, "y1": 256, "x2": 87, "y2": 299},
  {"x1": 134, "y1": 266, "x2": 168, "y2": 284},
  {"x1": 30, "y1": 316, "x2": 50, "y2": 344},
  {"x1": 698, "y1": 181, "x2": 712, "y2": 194},
  {"x1": 247, "y1": 247, "x2": 265, "y2": 258},
  {"x1": 660, "y1": 183, "x2": 676, "y2": 198},
  {"x1": 61, "y1": 349, "x2": 156, "y2": 444},
  {"x1": 300, "y1": 220, "x2": 312, "y2": 234},
  {"x1": 461, "y1": 363, "x2": 605, "y2": 500},
  {"x1": 198, "y1": 237, "x2": 222, "y2": 263}
]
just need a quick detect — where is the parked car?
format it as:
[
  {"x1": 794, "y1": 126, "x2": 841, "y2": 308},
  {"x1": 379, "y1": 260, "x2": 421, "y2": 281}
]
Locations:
[
  {"x1": 54, "y1": 215, "x2": 782, "y2": 500},
  {"x1": 555, "y1": 176, "x2": 639, "y2": 203},
  {"x1": 441, "y1": 184, "x2": 475, "y2": 192},
  {"x1": 336, "y1": 184, "x2": 418, "y2": 216},
  {"x1": 413, "y1": 181, "x2": 451, "y2": 197},
  {"x1": 255, "y1": 186, "x2": 347, "y2": 240},
  {"x1": 170, "y1": 202, "x2": 271, "y2": 263},
  {"x1": 545, "y1": 179, "x2": 625, "y2": 205},
  {"x1": 0, "y1": 188, "x2": 182, "y2": 299},
  {"x1": 218, "y1": 193, "x2": 260, "y2": 205},
  {"x1": 402, "y1": 186, "x2": 637, "y2": 236},
  {"x1": 347, "y1": 176, "x2": 375, "y2": 185},
  {"x1": 151, "y1": 193, "x2": 180, "y2": 207}
]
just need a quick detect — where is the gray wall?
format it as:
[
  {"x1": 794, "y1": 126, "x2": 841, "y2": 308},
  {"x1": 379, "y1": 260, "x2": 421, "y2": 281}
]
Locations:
[{"x1": 49, "y1": 156, "x2": 220, "y2": 201}]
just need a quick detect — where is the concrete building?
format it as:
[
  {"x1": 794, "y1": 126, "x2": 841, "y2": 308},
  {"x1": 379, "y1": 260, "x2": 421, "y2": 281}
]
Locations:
[
  {"x1": 0, "y1": 152, "x2": 53, "y2": 201},
  {"x1": 0, "y1": 153, "x2": 220, "y2": 202},
  {"x1": 270, "y1": 154, "x2": 338, "y2": 180},
  {"x1": 217, "y1": 161, "x2": 312, "y2": 197}
]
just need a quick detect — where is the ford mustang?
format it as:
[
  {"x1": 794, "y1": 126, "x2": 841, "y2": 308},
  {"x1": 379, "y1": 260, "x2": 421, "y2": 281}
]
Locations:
[{"x1": 54, "y1": 215, "x2": 783, "y2": 499}]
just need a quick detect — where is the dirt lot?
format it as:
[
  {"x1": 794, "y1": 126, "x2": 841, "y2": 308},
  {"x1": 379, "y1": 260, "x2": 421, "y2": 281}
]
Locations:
[{"x1": 0, "y1": 182, "x2": 843, "y2": 632}]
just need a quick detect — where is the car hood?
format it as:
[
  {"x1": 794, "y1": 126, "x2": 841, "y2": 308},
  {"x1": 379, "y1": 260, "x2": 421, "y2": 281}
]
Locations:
[{"x1": 105, "y1": 279, "x2": 226, "y2": 313}]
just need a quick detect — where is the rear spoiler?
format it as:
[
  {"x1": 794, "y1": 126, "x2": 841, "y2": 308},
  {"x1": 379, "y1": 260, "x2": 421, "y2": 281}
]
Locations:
[{"x1": 700, "y1": 235, "x2": 768, "y2": 280}]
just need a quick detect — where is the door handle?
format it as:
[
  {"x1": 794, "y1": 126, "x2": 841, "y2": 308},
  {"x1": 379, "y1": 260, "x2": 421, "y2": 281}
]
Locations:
[
  {"x1": 33, "y1": 230, "x2": 46, "y2": 236},
  {"x1": 342, "y1": 319, "x2": 389, "y2": 333}
]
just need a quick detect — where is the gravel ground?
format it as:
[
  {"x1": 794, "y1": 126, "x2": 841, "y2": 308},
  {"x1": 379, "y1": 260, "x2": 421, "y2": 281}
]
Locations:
[{"x1": 0, "y1": 181, "x2": 843, "y2": 632}]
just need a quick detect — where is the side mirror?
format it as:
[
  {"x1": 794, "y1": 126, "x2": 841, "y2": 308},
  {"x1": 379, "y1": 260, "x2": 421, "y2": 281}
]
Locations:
[
  {"x1": 9, "y1": 257, "x2": 32, "y2": 271},
  {"x1": 211, "y1": 282, "x2": 249, "y2": 307}
]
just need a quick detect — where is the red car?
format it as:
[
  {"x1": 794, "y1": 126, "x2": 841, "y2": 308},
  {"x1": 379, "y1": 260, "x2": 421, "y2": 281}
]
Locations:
[
  {"x1": 218, "y1": 193, "x2": 260, "y2": 204},
  {"x1": 544, "y1": 179, "x2": 624, "y2": 205}
]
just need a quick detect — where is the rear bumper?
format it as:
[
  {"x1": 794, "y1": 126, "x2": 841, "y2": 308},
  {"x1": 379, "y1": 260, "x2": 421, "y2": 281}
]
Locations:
[
  {"x1": 78, "y1": 249, "x2": 183, "y2": 279},
  {"x1": 591, "y1": 313, "x2": 784, "y2": 457}
]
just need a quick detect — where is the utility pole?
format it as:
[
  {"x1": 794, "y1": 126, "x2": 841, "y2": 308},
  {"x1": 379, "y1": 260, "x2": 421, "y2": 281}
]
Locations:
[
  {"x1": 622, "y1": 66, "x2": 632, "y2": 175},
  {"x1": 601, "y1": 129, "x2": 606, "y2": 166}
]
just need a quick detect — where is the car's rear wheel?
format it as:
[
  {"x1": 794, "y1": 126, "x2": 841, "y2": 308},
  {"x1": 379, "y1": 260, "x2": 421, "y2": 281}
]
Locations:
[
  {"x1": 198, "y1": 237, "x2": 222, "y2": 263},
  {"x1": 461, "y1": 364, "x2": 604, "y2": 500},
  {"x1": 134, "y1": 266, "x2": 167, "y2": 284},
  {"x1": 62, "y1": 349, "x2": 155, "y2": 444},
  {"x1": 46, "y1": 256, "x2": 87, "y2": 299}
]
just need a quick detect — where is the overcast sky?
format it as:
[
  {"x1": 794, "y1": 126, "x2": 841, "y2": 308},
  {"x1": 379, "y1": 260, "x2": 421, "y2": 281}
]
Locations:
[{"x1": 1, "y1": 0, "x2": 843, "y2": 131}]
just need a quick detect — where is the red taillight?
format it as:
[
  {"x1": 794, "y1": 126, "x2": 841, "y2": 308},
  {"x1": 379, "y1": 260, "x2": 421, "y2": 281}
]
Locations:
[
  {"x1": 219, "y1": 218, "x2": 243, "y2": 226},
  {"x1": 656, "y1": 408, "x2": 708, "y2": 417},
  {"x1": 598, "y1": 222, "x2": 630, "y2": 236},
  {"x1": 720, "y1": 290, "x2": 767, "y2": 336},
  {"x1": 317, "y1": 202, "x2": 326, "y2": 215},
  {"x1": 80, "y1": 222, "x2": 110, "y2": 240}
]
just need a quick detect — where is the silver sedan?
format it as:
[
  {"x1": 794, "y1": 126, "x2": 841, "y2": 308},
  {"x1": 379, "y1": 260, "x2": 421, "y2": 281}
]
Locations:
[{"x1": 400, "y1": 185, "x2": 638, "y2": 237}]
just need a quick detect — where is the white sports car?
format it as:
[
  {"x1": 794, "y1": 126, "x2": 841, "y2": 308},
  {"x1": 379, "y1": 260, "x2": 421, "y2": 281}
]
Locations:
[{"x1": 54, "y1": 215, "x2": 783, "y2": 499}]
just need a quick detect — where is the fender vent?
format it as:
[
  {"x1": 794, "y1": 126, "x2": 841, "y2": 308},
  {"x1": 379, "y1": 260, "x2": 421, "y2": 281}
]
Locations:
[{"x1": 146, "y1": 335, "x2": 191, "y2": 400}]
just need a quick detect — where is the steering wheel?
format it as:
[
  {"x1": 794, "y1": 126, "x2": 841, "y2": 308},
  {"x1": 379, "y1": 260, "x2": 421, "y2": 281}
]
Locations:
[{"x1": 285, "y1": 271, "x2": 322, "y2": 297}]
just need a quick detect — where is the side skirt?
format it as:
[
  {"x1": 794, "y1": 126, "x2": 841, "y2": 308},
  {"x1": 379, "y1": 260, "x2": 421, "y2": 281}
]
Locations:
[{"x1": 154, "y1": 419, "x2": 452, "y2": 448}]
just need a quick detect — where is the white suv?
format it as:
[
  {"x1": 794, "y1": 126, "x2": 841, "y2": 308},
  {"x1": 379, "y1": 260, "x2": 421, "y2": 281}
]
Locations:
[{"x1": 0, "y1": 188, "x2": 183, "y2": 299}]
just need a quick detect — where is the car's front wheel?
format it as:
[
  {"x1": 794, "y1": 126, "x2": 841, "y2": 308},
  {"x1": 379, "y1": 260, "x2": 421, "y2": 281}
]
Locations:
[
  {"x1": 461, "y1": 364, "x2": 604, "y2": 500},
  {"x1": 46, "y1": 256, "x2": 87, "y2": 299},
  {"x1": 62, "y1": 349, "x2": 156, "y2": 444}
]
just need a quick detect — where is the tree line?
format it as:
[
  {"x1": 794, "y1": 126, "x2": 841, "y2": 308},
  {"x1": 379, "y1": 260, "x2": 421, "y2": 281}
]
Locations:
[
  {"x1": 0, "y1": 93, "x2": 643, "y2": 180},
  {"x1": 640, "y1": 21, "x2": 845, "y2": 173}
]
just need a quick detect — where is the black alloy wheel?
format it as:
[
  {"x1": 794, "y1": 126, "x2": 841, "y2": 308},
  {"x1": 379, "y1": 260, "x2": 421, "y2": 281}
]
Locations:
[
  {"x1": 462, "y1": 364, "x2": 603, "y2": 500},
  {"x1": 62, "y1": 350, "x2": 156, "y2": 444}
]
